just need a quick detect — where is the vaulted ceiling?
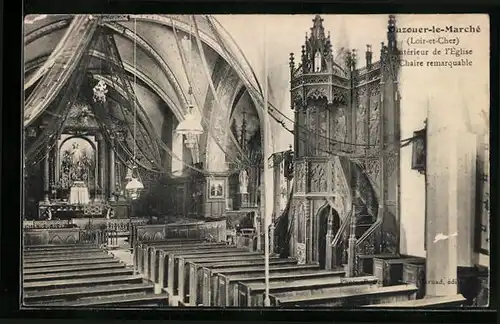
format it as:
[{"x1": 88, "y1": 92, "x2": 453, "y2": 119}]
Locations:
[{"x1": 24, "y1": 14, "x2": 264, "y2": 170}]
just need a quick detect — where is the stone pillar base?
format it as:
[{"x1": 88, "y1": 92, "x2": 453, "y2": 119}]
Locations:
[{"x1": 347, "y1": 237, "x2": 357, "y2": 277}]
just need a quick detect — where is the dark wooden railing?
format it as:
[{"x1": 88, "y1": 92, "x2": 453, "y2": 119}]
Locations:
[
  {"x1": 24, "y1": 228, "x2": 121, "y2": 247},
  {"x1": 132, "y1": 218, "x2": 227, "y2": 246}
]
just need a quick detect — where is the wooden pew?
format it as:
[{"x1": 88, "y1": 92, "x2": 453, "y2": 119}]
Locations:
[
  {"x1": 373, "y1": 257, "x2": 425, "y2": 286},
  {"x1": 24, "y1": 274, "x2": 145, "y2": 291},
  {"x1": 271, "y1": 284, "x2": 419, "y2": 307},
  {"x1": 134, "y1": 238, "x2": 207, "y2": 267},
  {"x1": 215, "y1": 268, "x2": 344, "y2": 307},
  {"x1": 142, "y1": 242, "x2": 233, "y2": 280},
  {"x1": 23, "y1": 262, "x2": 126, "y2": 275},
  {"x1": 402, "y1": 260, "x2": 426, "y2": 298},
  {"x1": 186, "y1": 256, "x2": 294, "y2": 306},
  {"x1": 133, "y1": 240, "x2": 200, "y2": 272},
  {"x1": 132, "y1": 239, "x2": 201, "y2": 267},
  {"x1": 173, "y1": 251, "x2": 270, "y2": 303},
  {"x1": 148, "y1": 245, "x2": 247, "y2": 287},
  {"x1": 24, "y1": 281, "x2": 153, "y2": 304},
  {"x1": 24, "y1": 252, "x2": 111, "y2": 263},
  {"x1": 146, "y1": 244, "x2": 244, "y2": 285},
  {"x1": 23, "y1": 257, "x2": 121, "y2": 269},
  {"x1": 23, "y1": 247, "x2": 104, "y2": 257},
  {"x1": 208, "y1": 263, "x2": 318, "y2": 306},
  {"x1": 35, "y1": 292, "x2": 168, "y2": 307},
  {"x1": 134, "y1": 240, "x2": 225, "y2": 274},
  {"x1": 138, "y1": 238, "x2": 204, "y2": 246},
  {"x1": 363, "y1": 294, "x2": 466, "y2": 308},
  {"x1": 356, "y1": 254, "x2": 399, "y2": 275},
  {"x1": 24, "y1": 267, "x2": 135, "y2": 282},
  {"x1": 154, "y1": 246, "x2": 234, "y2": 293},
  {"x1": 23, "y1": 244, "x2": 99, "y2": 251},
  {"x1": 237, "y1": 275, "x2": 378, "y2": 307},
  {"x1": 184, "y1": 259, "x2": 300, "y2": 306},
  {"x1": 24, "y1": 254, "x2": 114, "y2": 266}
]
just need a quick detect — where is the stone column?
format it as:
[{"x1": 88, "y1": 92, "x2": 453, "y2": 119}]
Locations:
[
  {"x1": 346, "y1": 211, "x2": 357, "y2": 277},
  {"x1": 96, "y1": 134, "x2": 106, "y2": 201},
  {"x1": 457, "y1": 132, "x2": 477, "y2": 267},
  {"x1": 108, "y1": 137, "x2": 116, "y2": 202},
  {"x1": 269, "y1": 222, "x2": 275, "y2": 254},
  {"x1": 325, "y1": 211, "x2": 334, "y2": 270},
  {"x1": 255, "y1": 211, "x2": 262, "y2": 251},
  {"x1": 43, "y1": 150, "x2": 50, "y2": 203},
  {"x1": 51, "y1": 144, "x2": 58, "y2": 184},
  {"x1": 425, "y1": 119, "x2": 477, "y2": 296}
]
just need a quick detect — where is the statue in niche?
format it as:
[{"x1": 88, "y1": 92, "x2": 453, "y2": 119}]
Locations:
[
  {"x1": 239, "y1": 169, "x2": 249, "y2": 194},
  {"x1": 314, "y1": 51, "x2": 322, "y2": 72},
  {"x1": 369, "y1": 100, "x2": 380, "y2": 144},
  {"x1": 357, "y1": 104, "x2": 367, "y2": 144},
  {"x1": 333, "y1": 107, "x2": 347, "y2": 142}
]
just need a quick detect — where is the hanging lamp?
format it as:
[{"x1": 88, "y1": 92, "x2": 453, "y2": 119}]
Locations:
[
  {"x1": 176, "y1": 15, "x2": 204, "y2": 149},
  {"x1": 125, "y1": 17, "x2": 144, "y2": 200}
]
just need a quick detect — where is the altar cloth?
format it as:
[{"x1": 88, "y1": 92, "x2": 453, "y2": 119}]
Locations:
[{"x1": 69, "y1": 181, "x2": 90, "y2": 205}]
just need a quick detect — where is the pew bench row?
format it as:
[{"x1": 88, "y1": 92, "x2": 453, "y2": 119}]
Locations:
[
  {"x1": 23, "y1": 244, "x2": 167, "y2": 307},
  {"x1": 135, "y1": 239, "x2": 420, "y2": 308}
]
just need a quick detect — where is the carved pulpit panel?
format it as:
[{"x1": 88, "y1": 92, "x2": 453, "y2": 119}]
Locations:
[
  {"x1": 318, "y1": 108, "x2": 329, "y2": 156},
  {"x1": 296, "y1": 203, "x2": 306, "y2": 243},
  {"x1": 309, "y1": 162, "x2": 327, "y2": 193},
  {"x1": 369, "y1": 91, "x2": 381, "y2": 147},
  {"x1": 296, "y1": 243, "x2": 306, "y2": 265},
  {"x1": 329, "y1": 105, "x2": 348, "y2": 153},
  {"x1": 294, "y1": 161, "x2": 306, "y2": 193},
  {"x1": 356, "y1": 86, "x2": 369, "y2": 148},
  {"x1": 308, "y1": 107, "x2": 317, "y2": 154}
]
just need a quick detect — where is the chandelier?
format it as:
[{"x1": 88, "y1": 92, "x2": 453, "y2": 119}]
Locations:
[
  {"x1": 125, "y1": 17, "x2": 144, "y2": 200},
  {"x1": 93, "y1": 80, "x2": 108, "y2": 103},
  {"x1": 176, "y1": 102, "x2": 203, "y2": 149},
  {"x1": 125, "y1": 166, "x2": 144, "y2": 200},
  {"x1": 175, "y1": 17, "x2": 204, "y2": 149}
]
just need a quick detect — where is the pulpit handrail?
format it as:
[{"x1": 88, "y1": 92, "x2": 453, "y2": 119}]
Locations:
[
  {"x1": 356, "y1": 217, "x2": 382, "y2": 247},
  {"x1": 330, "y1": 209, "x2": 352, "y2": 247}
]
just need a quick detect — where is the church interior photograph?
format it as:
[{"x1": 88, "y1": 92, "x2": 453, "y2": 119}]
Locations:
[{"x1": 21, "y1": 14, "x2": 489, "y2": 308}]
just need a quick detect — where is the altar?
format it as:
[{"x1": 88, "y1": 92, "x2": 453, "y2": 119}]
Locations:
[
  {"x1": 69, "y1": 181, "x2": 90, "y2": 204},
  {"x1": 26, "y1": 101, "x2": 134, "y2": 221},
  {"x1": 38, "y1": 200, "x2": 109, "y2": 220}
]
